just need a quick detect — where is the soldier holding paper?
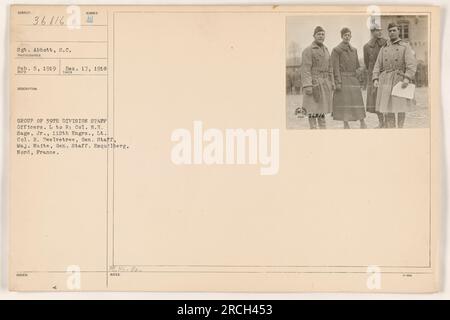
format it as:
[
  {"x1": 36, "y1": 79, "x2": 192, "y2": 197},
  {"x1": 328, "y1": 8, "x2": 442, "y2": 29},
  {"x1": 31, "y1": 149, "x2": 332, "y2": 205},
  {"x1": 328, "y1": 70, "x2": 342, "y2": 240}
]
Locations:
[{"x1": 372, "y1": 22, "x2": 418, "y2": 128}]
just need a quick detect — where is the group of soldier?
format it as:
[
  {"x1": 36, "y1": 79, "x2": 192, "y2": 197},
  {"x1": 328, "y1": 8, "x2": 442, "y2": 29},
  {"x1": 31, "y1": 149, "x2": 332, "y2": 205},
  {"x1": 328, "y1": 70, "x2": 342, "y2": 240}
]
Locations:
[{"x1": 299, "y1": 22, "x2": 418, "y2": 129}]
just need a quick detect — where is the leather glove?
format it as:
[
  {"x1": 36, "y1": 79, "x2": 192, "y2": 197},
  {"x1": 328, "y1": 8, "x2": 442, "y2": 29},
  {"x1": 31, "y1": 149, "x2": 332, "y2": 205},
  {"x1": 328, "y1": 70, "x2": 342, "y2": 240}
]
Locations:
[
  {"x1": 373, "y1": 79, "x2": 379, "y2": 88},
  {"x1": 304, "y1": 87, "x2": 313, "y2": 95},
  {"x1": 401, "y1": 78, "x2": 410, "y2": 88}
]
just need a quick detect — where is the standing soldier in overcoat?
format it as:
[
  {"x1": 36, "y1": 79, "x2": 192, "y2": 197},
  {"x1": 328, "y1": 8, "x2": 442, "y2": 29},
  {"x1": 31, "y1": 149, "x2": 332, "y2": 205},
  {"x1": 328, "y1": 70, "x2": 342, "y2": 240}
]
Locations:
[
  {"x1": 372, "y1": 22, "x2": 417, "y2": 128},
  {"x1": 331, "y1": 27, "x2": 366, "y2": 129},
  {"x1": 300, "y1": 26, "x2": 335, "y2": 129},
  {"x1": 363, "y1": 24, "x2": 387, "y2": 128}
]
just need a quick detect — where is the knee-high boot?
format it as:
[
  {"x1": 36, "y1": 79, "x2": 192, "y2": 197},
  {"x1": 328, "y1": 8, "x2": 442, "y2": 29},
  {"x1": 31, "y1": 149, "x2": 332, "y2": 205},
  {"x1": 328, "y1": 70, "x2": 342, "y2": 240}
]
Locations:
[
  {"x1": 308, "y1": 117, "x2": 318, "y2": 129},
  {"x1": 376, "y1": 112, "x2": 384, "y2": 128},
  {"x1": 317, "y1": 115, "x2": 326, "y2": 129},
  {"x1": 398, "y1": 112, "x2": 406, "y2": 128}
]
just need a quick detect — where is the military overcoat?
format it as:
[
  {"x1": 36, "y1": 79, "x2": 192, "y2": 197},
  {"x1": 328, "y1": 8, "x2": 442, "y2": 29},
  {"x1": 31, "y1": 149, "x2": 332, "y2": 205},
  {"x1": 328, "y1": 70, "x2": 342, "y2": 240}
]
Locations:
[
  {"x1": 372, "y1": 38, "x2": 417, "y2": 113},
  {"x1": 331, "y1": 41, "x2": 366, "y2": 121},
  {"x1": 363, "y1": 37, "x2": 387, "y2": 113},
  {"x1": 300, "y1": 41, "x2": 334, "y2": 115}
]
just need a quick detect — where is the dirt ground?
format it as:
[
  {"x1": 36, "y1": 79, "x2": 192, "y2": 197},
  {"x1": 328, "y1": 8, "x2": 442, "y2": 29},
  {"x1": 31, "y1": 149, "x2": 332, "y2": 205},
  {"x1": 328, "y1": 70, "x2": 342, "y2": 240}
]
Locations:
[{"x1": 286, "y1": 87, "x2": 429, "y2": 129}]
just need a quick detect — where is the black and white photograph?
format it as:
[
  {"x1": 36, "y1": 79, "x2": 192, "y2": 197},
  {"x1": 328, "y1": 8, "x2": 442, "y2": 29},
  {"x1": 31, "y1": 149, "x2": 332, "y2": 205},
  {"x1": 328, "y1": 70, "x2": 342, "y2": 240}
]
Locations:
[
  {"x1": 286, "y1": 15, "x2": 429, "y2": 129},
  {"x1": 1, "y1": 2, "x2": 448, "y2": 300}
]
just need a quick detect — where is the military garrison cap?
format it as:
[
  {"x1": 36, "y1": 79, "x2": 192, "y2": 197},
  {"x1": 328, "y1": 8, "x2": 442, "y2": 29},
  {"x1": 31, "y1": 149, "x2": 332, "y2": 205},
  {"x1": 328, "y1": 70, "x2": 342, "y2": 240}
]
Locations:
[
  {"x1": 340, "y1": 27, "x2": 351, "y2": 37},
  {"x1": 313, "y1": 26, "x2": 325, "y2": 35},
  {"x1": 370, "y1": 23, "x2": 382, "y2": 31},
  {"x1": 387, "y1": 22, "x2": 399, "y2": 30}
]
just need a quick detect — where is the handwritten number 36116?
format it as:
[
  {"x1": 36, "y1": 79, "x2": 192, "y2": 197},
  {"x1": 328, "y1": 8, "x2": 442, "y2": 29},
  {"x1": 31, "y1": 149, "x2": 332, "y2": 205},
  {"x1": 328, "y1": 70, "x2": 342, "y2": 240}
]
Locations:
[{"x1": 32, "y1": 16, "x2": 65, "y2": 26}]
